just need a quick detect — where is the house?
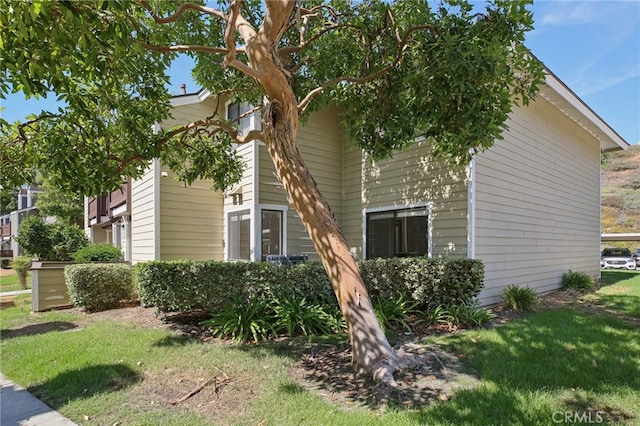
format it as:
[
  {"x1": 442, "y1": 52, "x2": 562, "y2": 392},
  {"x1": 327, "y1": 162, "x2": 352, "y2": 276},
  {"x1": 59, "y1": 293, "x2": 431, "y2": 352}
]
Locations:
[
  {"x1": 0, "y1": 185, "x2": 43, "y2": 264},
  {"x1": 84, "y1": 67, "x2": 629, "y2": 306}
]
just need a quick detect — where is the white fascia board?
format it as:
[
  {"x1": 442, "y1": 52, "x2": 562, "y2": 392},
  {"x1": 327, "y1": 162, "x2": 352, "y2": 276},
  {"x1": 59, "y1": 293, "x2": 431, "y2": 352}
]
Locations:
[
  {"x1": 169, "y1": 88, "x2": 211, "y2": 107},
  {"x1": 542, "y1": 72, "x2": 629, "y2": 152}
]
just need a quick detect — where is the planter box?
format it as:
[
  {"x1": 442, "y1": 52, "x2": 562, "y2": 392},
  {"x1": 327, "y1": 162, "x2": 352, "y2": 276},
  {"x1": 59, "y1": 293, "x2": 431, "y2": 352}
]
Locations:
[{"x1": 31, "y1": 261, "x2": 75, "y2": 312}]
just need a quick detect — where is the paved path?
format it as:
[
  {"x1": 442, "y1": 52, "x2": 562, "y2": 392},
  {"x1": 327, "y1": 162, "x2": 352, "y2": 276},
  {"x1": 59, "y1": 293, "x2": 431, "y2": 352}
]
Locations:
[
  {"x1": 0, "y1": 289, "x2": 31, "y2": 297},
  {"x1": 0, "y1": 374, "x2": 77, "y2": 426}
]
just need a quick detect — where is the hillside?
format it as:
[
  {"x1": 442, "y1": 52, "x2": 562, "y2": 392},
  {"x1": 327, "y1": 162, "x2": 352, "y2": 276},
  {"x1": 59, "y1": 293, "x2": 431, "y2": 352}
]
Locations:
[{"x1": 601, "y1": 144, "x2": 640, "y2": 250}]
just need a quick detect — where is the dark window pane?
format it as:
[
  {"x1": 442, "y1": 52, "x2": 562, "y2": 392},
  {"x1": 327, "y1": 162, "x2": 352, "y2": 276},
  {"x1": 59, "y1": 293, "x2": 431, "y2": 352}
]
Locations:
[
  {"x1": 261, "y1": 210, "x2": 282, "y2": 261},
  {"x1": 229, "y1": 210, "x2": 251, "y2": 260}
]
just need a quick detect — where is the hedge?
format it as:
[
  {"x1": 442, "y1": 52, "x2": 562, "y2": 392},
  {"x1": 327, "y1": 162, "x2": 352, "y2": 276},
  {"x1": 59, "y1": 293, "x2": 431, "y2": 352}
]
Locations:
[
  {"x1": 65, "y1": 263, "x2": 134, "y2": 312},
  {"x1": 135, "y1": 257, "x2": 483, "y2": 315}
]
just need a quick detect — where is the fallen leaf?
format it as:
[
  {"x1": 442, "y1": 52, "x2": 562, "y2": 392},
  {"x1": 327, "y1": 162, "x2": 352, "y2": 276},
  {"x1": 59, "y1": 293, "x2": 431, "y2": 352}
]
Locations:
[
  {"x1": 83, "y1": 415, "x2": 90, "y2": 421},
  {"x1": 438, "y1": 394, "x2": 449, "y2": 401},
  {"x1": 427, "y1": 375, "x2": 437, "y2": 381},
  {"x1": 592, "y1": 359, "x2": 597, "y2": 368}
]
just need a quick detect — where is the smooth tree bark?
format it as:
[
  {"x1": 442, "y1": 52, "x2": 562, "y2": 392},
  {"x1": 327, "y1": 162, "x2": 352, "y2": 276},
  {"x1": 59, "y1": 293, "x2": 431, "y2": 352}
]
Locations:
[{"x1": 242, "y1": 1, "x2": 397, "y2": 382}]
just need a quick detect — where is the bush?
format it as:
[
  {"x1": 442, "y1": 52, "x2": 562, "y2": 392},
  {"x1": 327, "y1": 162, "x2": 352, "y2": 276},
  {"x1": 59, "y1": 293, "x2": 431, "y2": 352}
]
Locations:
[
  {"x1": 16, "y1": 216, "x2": 51, "y2": 260},
  {"x1": 10, "y1": 256, "x2": 32, "y2": 290},
  {"x1": 200, "y1": 299, "x2": 275, "y2": 343},
  {"x1": 65, "y1": 263, "x2": 134, "y2": 312},
  {"x1": 271, "y1": 295, "x2": 335, "y2": 336},
  {"x1": 73, "y1": 243, "x2": 123, "y2": 262},
  {"x1": 135, "y1": 257, "x2": 485, "y2": 318},
  {"x1": 17, "y1": 217, "x2": 88, "y2": 261},
  {"x1": 444, "y1": 302, "x2": 495, "y2": 328},
  {"x1": 372, "y1": 295, "x2": 418, "y2": 332},
  {"x1": 360, "y1": 257, "x2": 484, "y2": 310},
  {"x1": 501, "y1": 285, "x2": 537, "y2": 311},
  {"x1": 561, "y1": 270, "x2": 595, "y2": 293}
]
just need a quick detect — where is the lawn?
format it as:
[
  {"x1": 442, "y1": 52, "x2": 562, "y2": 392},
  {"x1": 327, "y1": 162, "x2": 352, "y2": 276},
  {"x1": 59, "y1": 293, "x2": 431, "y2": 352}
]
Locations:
[
  {"x1": 0, "y1": 270, "x2": 31, "y2": 292},
  {"x1": 0, "y1": 271, "x2": 638, "y2": 425}
]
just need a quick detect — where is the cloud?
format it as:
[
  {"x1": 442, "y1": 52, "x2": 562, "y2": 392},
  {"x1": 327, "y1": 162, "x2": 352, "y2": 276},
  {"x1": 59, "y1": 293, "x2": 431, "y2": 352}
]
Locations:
[
  {"x1": 575, "y1": 67, "x2": 640, "y2": 97},
  {"x1": 539, "y1": 1, "x2": 639, "y2": 27}
]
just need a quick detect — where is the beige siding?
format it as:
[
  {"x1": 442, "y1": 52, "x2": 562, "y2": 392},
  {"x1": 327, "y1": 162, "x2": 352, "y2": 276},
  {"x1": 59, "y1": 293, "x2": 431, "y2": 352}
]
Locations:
[
  {"x1": 160, "y1": 167, "x2": 224, "y2": 260},
  {"x1": 31, "y1": 263, "x2": 71, "y2": 312},
  {"x1": 361, "y1": 139, "x2": 469, "y2": 258},
  {"x1": 131, "y1": 163, "x2": 157, "y2": 263},
  {"x1": 473, "y1": 96, "x2": 602, "y2": 305},
  {"x1": 258, "y1": 108, "x2": 345, "y2": 259},
  {"x1": 341, "y1": 141, "x2": 364, "y2": 258}
]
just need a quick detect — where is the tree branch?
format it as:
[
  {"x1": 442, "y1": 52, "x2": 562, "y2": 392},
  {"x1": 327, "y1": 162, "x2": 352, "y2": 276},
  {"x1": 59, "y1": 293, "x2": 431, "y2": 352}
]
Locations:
[
  {"x1": 138, "y1": 0, "x2": 225, "y2": 24},
  {"x1": 143, "y1": 42, "x2": 232, "y2": 55}
]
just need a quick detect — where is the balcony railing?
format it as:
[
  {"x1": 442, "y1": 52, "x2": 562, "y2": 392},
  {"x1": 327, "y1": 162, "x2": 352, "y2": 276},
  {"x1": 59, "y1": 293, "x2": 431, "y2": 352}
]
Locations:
[
  {"x1": 0, "y1": 249, "x2": 13, "y2": 258},
  {"x1": 109, "y1": 179, "x2": 130, "y2": 210}
]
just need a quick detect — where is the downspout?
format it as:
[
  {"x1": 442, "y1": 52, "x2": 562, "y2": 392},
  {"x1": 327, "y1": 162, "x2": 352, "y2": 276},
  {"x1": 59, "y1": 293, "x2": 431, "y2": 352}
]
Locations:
[{"x1": 467, "y1": 155, "x2": 476, "y2": 259}]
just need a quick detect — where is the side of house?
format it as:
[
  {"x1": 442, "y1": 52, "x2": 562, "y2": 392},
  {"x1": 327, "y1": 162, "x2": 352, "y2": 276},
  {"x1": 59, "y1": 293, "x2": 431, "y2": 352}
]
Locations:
[{"x1": 84, "y1": 70, "x2": 628, "y2": 306}]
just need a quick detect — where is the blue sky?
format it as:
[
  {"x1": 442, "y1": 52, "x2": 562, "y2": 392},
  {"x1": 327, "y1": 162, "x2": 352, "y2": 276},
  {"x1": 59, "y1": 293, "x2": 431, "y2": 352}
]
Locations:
[{"x1": 2, "y1": 0, "x2": 639, "y2": 145}]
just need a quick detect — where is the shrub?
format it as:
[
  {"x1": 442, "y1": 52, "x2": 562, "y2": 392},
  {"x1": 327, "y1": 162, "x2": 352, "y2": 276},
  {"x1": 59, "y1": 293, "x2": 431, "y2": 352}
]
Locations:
[
  {"x1": 561, "y1": 270, "x2": 595, "y2": 293},
  {"x1": 501, "y1": 285, "x2": 538, "y2": 311},
  {"x1": 17, "y1": 217, "x2": 88, "y2": 261},
  {"x1": 200, "y1": 299, "x2": 275, "y2": 343},
  {"x1": 372, "y1": 296, "x2": 418, "y2": 332},
  {"x1": 445, "y1": 302, "x2": 495, "y2": 328},
  {"x1": 16, "y1": 216, "x2": 51, "y2": 260},
  {"x1": 73, "y1": 243, "x2": 123, "y2": 262},
  {"x1": 65, "y1": 263, "x2": 134, "y2": 312},
  {"x1": 10, "y1": 256, "x2": 32, "y2": 290},
  {"x1": 271, "y1": 295, "x2": 335, "y2": 336},
  {"x1": 135, "y1": 257, "x2": 485, "y2": 321}
]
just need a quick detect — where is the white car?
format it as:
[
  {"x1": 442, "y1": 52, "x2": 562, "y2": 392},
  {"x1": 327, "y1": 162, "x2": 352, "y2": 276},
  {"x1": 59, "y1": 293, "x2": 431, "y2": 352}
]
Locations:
[{"x1": 601, "y1": 248, "x2": 636, "y2": 270}]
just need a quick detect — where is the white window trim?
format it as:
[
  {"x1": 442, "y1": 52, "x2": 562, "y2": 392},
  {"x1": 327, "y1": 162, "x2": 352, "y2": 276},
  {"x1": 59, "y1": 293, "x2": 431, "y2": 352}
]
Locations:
[
  {"x1": 362, "y1": 201, "x2": 433, "y2": 259},
  {"x1": 225, "y1": 207, "x2": 253, "y2": 262},
  {"x1": 257, "y1": 204, "x2": 288, "y2": 260}
]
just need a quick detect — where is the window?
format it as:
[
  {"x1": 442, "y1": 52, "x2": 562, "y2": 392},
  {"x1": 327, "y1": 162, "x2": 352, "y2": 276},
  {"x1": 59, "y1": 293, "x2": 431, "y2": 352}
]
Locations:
[
  {"x1": 261, "y1": 210, "x2": 282, "y2": 261},
  {"x1": 229, "y1": 210, "x2": 251, "y2": 260},
  {"x1": 226, "y1": 101, "x2": 261, "y2": 137},
  {"x1": 366, "y1": 207, "x2": 428, "y2": 259}
]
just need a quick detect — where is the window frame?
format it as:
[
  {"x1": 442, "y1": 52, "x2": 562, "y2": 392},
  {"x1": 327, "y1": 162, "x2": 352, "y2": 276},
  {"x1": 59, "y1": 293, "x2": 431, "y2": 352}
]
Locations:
[{"x1": 363, "y1": 203, "x2": 433, "y2": 259}]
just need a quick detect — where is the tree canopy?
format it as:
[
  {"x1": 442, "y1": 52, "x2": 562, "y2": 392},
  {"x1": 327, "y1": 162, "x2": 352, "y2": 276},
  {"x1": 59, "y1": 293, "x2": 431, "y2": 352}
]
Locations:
[
  {"x1": 1, "y1": 0, "x2": 543, "y2": 196},
  {"x1": 0, "y1": 0, "x2": 544, "y2": 381}
]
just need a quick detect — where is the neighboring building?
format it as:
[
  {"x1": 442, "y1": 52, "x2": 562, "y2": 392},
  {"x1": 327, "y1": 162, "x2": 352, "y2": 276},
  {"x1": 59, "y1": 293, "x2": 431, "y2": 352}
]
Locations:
[
  {"x1": 85, "y1": 67, "x2": 628, "y2": 306},
  {"x1": 0, "y1": 185, "x2": 43, "y2": 261}
]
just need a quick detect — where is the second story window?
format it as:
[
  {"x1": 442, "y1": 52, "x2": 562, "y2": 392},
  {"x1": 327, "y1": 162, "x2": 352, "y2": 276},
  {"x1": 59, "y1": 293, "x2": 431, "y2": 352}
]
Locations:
[{"x1": 226, "y1": 101, "x2": 261, "y2": 137}]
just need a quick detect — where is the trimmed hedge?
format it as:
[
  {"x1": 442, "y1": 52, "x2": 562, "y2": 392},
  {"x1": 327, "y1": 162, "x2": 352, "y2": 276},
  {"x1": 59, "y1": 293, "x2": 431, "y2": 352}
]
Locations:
[
  {"x1": 65, "y1": 263, "x2": 134, "y2": 312},
  {"x1": 72, "y1": 243, "x2": 123, "y2": 262},
  {"x1": 135, "y1": 257, "x2": 483, "y2": 315}
]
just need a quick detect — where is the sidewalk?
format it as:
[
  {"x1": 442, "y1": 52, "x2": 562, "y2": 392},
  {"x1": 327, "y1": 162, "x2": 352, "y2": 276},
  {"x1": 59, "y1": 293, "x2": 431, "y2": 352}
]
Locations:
[{"x1": 0, "y1": 373, "x2": 77, "y2": 426}]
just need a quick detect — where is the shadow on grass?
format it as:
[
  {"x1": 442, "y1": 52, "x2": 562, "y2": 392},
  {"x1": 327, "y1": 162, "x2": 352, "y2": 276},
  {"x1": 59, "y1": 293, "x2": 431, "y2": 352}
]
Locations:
[
  {"x1": 0, "y1": 322, "x2": 78, "y2": 340},
  {"x1": 28, "y1": 364, "x2": 140, "y2": 409},
  {"x1": 152, "y1": 334, "x2": 196, "y2": 347},
  {"x1": 600, "y1": 270, "x2": 640, "y2": 287}
]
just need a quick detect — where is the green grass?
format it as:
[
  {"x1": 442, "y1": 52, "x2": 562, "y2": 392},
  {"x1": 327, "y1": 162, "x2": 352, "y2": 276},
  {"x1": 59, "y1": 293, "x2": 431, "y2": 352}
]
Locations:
[
  {"x1": 1, "y1": 272, "x2": 639, "y2": 425},
  {"x1": 0, "y1": 271, "x2": 31, "y2": 292},
  {"x1": 595, "y1": 270, "x2": 640, "y2": 317}
]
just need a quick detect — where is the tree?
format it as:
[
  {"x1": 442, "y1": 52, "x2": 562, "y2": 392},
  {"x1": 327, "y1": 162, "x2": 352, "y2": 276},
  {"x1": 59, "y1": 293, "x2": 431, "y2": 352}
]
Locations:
[
  {"x1": 0, "y1": 0, "x2": 543, "y2": 384},
  {"x1": 35, "y1": 177, "x2": 85, "y2": 225},
  {"x1": 0, "y1": 187, "x2": 18, "y2": 215}
]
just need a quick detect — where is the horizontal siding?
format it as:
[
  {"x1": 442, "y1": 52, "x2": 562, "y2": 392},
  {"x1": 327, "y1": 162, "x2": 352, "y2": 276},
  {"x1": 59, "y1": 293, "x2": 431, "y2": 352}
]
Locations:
[
  {"x1": 131, "y1": 163, "x2": 156, "y2": 263},
  {"x1": 341, "y1": 141, "x2": 364, "y2": 258},
  {"x1": 33, "y1": 267, "x2": 71, "y2": 311},
  {"x1": 474, "y1": 95, "x2": 602, "y2": 305},
  {"x1": 362, "y1": 138, "x2": 469, "y2": 258},
  {"x1": 160, "y1": 167, "x2": 225, "y2": 261},
  {"x1": 259, "y1": 108, "x2": 345, "y2": 259}
]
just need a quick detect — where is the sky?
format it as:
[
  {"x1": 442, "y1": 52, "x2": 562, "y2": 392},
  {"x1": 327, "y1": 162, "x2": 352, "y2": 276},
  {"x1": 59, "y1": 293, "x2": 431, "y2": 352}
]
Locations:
[{"x1": 1, "y1": 1, "x2": 639, "y2": 145}]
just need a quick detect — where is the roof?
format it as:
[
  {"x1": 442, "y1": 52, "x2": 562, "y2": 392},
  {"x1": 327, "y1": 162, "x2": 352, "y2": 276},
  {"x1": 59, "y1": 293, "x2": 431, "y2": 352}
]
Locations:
[
  {"x1": 171, "y1": 63, "x2": 630, "y2": 153},
  {"x1": 538, "y1": 64, "x2": 629, "y2": 153}
]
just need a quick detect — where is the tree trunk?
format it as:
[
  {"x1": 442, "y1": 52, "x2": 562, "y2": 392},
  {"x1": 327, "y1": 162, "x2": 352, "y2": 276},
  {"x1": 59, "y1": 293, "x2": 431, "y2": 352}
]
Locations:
[{"x1": 261, "y1": 99, "x2": 398, "y2": 384}]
